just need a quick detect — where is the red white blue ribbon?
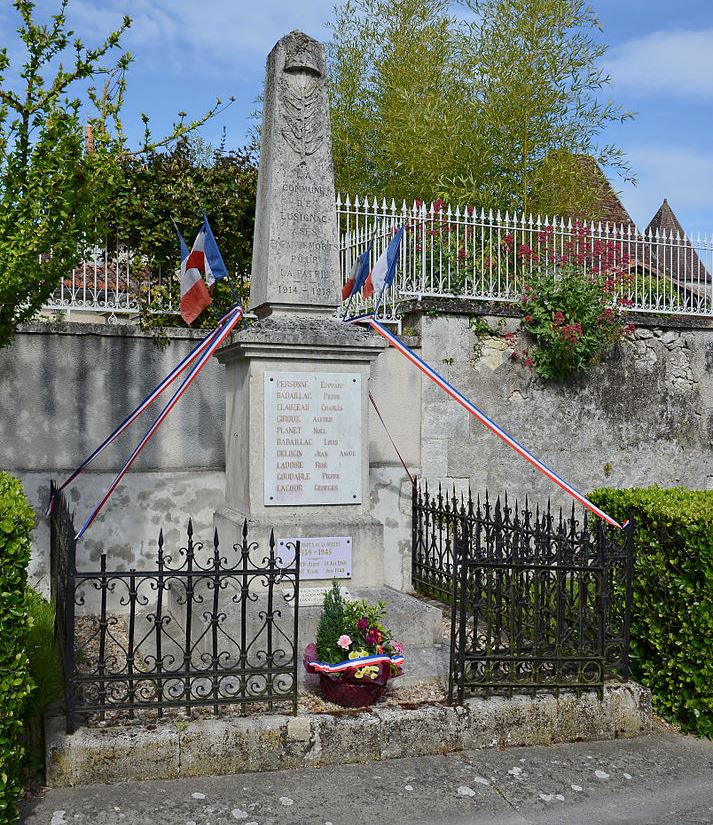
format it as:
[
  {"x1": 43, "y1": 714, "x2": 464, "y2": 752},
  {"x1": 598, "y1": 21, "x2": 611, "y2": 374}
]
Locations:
[
  {"x1": 46, "y1": 310, "x2": 235, "y2": 516},
  {"x1": 308, "y1": 653, "x2": 406, "y2": 674},
  {"x1": 363, "y1": 317, "x2": 625, "y2": 531},
  {"x1": 75, "y1": 305, "x2": 243, "y2": 539}
]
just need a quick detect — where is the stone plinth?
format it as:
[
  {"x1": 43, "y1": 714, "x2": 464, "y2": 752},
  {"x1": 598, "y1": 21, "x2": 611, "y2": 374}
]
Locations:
[
  {"x1": 250, "y1": 31, "x2": 340, "y2": 318},
  {"x1": 215, "y1": 316, "x2": 387, "y2": 589}
]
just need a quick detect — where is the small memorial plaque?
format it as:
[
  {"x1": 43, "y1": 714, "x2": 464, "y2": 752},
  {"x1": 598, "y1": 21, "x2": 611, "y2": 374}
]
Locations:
[
  {"x1": 299, "y1": 586, "x2": 351, "y2": 607},
  {"x1": 264, "y1": 371, "x2": 361, "y2": 505},
  {"x1": 279, "y1": 536, "x2": 352, "y2": 580}
]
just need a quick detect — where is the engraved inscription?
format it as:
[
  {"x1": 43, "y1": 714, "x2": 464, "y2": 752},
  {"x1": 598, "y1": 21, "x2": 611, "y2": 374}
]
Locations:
[
  {"x1": 264, "y1": 372, "x2": 361, "y2": 505},
  {"x1": 279, "y1": 537, "x2": 352, "y2": 581}
]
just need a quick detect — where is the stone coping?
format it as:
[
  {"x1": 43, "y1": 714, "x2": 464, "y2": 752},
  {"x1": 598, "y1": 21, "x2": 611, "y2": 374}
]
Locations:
[
  {"x1": 400, "y1": 297, "x2": 713, "y2": 330},
  {"x1": 46, "y1": 682, "x2": 651, "y2": 788},
  {"x1": 18, "y1": 320, "x2": 207, "y2": 340}
]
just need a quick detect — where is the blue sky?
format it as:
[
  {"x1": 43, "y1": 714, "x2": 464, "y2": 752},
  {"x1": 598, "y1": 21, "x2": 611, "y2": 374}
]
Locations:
[{"x1": 1, "y1": 0, "x2": 711, "y2": 236}]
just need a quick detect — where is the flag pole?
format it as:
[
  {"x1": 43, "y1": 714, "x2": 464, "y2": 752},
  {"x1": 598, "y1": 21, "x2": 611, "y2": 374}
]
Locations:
[{"x1": 372, "y1": 281, "x2": 389, "y2": 319}]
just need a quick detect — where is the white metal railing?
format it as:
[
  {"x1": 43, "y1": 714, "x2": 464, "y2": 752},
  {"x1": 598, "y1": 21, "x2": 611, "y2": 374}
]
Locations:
[
  {"x1": 45, "y1": 199, "x2": 713, "y2": 321},
  {"x1": 336, "y1": 195, "x2": 713, "y2": 322},
  {"x1": 43, "y1": 245, "x2": 178, "y2": 320}
]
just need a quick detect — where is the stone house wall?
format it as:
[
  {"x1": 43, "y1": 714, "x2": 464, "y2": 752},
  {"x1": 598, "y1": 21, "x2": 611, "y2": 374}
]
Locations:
[{"x1": 406, "y1": 301, "x2": 713, "y2": 512}]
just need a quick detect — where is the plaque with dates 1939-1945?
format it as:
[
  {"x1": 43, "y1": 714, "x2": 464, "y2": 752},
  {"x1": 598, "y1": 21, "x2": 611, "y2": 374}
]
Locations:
[{"x1": 264, "y1": 371, "x2": 362, "y2": 506}]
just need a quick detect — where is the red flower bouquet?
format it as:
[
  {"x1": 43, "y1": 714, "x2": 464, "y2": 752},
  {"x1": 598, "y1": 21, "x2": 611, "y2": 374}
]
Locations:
[{"x1": 304, "y1": 582, "x2": 405, "y2": 707}]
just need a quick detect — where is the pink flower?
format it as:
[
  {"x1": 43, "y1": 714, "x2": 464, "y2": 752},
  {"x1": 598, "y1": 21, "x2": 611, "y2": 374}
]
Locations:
[
  {"x1": 337, "y1": 634, "x2": 352, "y2": 650},
  {"x1": 357, "y1": 617, "x2": 369, "y2": 631},
  {"x1": 393, "y1": 641, "x2": 404, "y2": 654}
]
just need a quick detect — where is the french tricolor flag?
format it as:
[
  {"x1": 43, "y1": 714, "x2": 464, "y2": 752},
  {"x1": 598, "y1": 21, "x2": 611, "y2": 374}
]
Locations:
[
  {"x1": 341, "y1": 240, "x2": 372, "y2": 300},
  {"x1": 179, "y1": 229, "x2": 212, "y2": 324},
  {"x1": 363, "y1": 226, "x2": 404, "y2": 299}
]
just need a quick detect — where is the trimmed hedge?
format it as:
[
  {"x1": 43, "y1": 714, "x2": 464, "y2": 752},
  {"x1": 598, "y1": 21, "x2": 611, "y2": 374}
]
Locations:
[
  {"x1": 0, "y1": 473, "x2": 35, "y2": 824},
  {"x1": 590, "y1": 486, "x2": 713, "y2": 737}
]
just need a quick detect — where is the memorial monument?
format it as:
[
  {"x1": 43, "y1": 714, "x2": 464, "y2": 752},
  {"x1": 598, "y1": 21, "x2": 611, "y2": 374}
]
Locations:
[{"x1": 214, "y1": 31, "x2": 443, "y2": 681}]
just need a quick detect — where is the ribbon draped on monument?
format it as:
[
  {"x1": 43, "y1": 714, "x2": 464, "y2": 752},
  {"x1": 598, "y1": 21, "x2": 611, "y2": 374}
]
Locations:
[
  {"x1": 47, "y1": 307, "x2": 237, "y2": 516},
  {"x1": 74, "y1": 305, "x2": 243, "y2": 539},
  {"x1": 50, "y1": 305, "x2": 243, "y2": 539},
  {"x1": 348, "y1": 313, "x2": 625, "y2": 531}
]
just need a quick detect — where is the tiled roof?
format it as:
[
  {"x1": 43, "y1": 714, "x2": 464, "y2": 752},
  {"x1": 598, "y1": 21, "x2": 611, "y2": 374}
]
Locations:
[
  {"x1": 643, "y1": 199, "x2": 711, "y2": 285},
  {"x1": 574, "y1": 156, "x2": 637, "y2": 228}
]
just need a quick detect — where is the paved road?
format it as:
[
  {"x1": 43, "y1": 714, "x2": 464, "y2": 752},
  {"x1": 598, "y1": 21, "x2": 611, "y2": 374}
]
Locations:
[{"x1": 22, "y1": 731, "x2": 713, "y2": 825}]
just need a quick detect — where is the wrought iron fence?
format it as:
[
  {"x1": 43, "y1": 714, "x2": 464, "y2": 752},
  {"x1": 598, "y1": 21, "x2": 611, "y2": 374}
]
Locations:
[
  {"x1": 43, "y1": 245, "x2": 179, "y2": 320},
  {"x1": 50, "y1": 485, "x2": 300, "y2": 733},
  {"x1": 411, "y1": 481, "x2": 633, "y2": 702}
]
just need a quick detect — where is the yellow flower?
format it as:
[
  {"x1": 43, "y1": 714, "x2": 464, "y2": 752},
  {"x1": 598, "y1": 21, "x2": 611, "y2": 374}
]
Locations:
[
  {"x1": 354, "y1": 665, "x2": 379, "y2": 680},
  {"x1": 349, "y1": 649, "x2": 368, "y2": 660}
]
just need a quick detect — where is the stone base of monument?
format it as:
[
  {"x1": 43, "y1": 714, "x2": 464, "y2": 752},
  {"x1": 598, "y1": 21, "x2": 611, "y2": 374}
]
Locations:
[
  {"x1": 45, "y1": 681, "x2": 653, "y2": 786},
  {"x1": 215, "y1": 506, "x2": 448, "y2": 685},
  {"x1": 214, "y1": 507, "x2": 387, "y2": 589}
]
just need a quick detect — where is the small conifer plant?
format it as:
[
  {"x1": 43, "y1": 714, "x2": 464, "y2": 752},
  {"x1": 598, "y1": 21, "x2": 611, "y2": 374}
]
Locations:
[{"x1": 315, "y1": 580, "x2": 346, "y2": 664}]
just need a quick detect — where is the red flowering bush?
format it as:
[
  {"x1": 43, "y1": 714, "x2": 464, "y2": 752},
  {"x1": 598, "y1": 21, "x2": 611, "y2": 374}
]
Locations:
[
  {"x1": 410, "y1": 199, "x2": 489, "y2": 295},
  {"x1": 499, "y1": 219, "x2": 635, "y2": 380},
  {"x1": 514, "y1": 265, "x2": 634, "y2": 380}
]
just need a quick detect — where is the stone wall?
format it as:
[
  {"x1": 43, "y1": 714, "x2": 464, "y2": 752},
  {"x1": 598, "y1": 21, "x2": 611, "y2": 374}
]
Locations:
[
  {"x1": 0, "y1": 322, "x2": 417, "y2": 594},
  {"x1": 0, "y1": 322, "x2": 229, "y2": 594},
  {"x1": 4, "y1": 308, "x2": 711, "y2": 596},
  {"x1": 406, "y1": 301, "x2": 713, "y2": 510}
]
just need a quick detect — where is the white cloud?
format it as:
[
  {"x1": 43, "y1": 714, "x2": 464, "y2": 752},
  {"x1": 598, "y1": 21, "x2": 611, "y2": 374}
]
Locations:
[
  {"x1": 617, "y1": 146, "x2": 713, "y2": 235},
  {"x1": 605, "y1": 28, "x2": 713, "y2": 98},
  {"x1": 67, "y1": 0, "x2": 333, "y2": 75}
]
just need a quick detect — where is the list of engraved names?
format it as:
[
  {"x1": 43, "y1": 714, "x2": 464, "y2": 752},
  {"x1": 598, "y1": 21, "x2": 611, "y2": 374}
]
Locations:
[{"x1": 264, "y1": 371, "x2": 361, "y2": 506}]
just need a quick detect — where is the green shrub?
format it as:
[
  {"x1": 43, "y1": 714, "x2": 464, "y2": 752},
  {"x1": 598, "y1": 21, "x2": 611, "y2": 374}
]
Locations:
[
  {"x1": 590, "y1": 486, "x2": 713, "y2": 737},
  {"x1": 518, "y1": 265, "x2": 633, "y2": 380},
  {"x1": 0, "y1": 473, "x2": 35, "y2": 823},
  {"x1": 22, "y1": 589, "x2": 63, "y2": 783}
]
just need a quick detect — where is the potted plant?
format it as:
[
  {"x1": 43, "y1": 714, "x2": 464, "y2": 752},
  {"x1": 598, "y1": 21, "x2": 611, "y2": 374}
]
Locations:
[{"x1": 304, "y1": 581, "x2": 405, "y2": 707}]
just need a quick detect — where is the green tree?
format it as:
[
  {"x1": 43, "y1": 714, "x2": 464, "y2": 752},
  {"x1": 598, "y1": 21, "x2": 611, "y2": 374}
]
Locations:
[
  {"x1": 0, "y1": 0, "x2": 225, "y2": 349},
  {"x1": 327, "y1": 0, "x2": 634, "y2": 215},
  {"x1": 99, "y1": 134, "x2": 258, "y2": 331},
  {"x1": 454, "y1": 0, "x2": 634, "y2": 215},
  {"x1": 327, "y1": 0, "x2": 473, "y2": 202}
]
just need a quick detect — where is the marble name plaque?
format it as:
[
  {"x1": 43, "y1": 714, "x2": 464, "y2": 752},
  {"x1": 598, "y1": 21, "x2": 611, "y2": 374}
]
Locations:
[
  {"x1": 278, "y1": 536, "x2": 352, "y2": 581},
  {"x1": 264, "y1": 371, "x2": 362, "y2": 505},
  {"x1": 298, "y1": 586, "x2": 352, "y2": 607}
]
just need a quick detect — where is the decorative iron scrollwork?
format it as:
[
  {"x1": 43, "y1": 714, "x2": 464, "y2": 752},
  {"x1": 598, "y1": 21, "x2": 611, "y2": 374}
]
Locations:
[{"x1": 50, "y1": 487, "x2": 301, "y2": 733}]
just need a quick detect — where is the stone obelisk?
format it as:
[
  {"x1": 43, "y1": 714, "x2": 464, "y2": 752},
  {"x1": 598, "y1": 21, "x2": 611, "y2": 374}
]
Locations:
[
  {"x1": 249, "y1": 30, "x2": 340, "y2": 318},
  {"x1": 215, "y1": 31, "x2": 386, "y2": 589}
]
